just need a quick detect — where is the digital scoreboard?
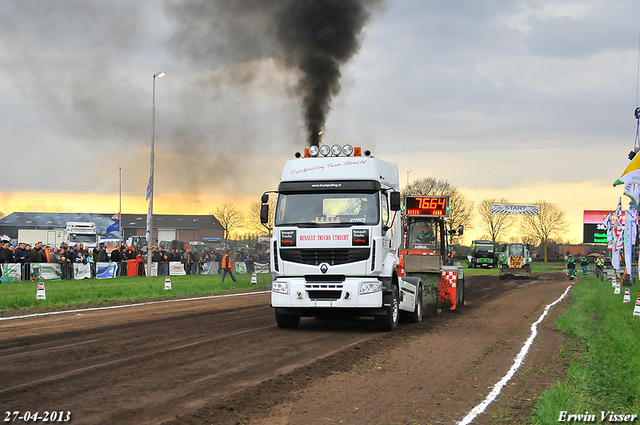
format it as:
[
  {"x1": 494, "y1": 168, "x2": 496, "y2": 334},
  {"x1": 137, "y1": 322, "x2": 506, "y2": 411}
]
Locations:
[{"x1": 405, "y1": 196, "x2": 449, "y2": 217}]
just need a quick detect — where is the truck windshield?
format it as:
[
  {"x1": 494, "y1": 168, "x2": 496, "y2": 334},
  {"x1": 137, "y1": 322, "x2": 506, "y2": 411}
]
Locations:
[
  {"x1": 508, "y1": 245, "x2": 524, "y2": 256},
  {"x1": 275, "y1": 192, "x2": 379, "y2": 226},
  {"x1": 68, "y1": 234, "x2": 97, "y2": 244}
]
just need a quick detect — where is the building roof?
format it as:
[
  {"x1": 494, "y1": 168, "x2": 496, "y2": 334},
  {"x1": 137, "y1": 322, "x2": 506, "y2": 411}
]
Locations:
[{"x1": 0, "y1": 212, "x2": 223, "y2": 235}]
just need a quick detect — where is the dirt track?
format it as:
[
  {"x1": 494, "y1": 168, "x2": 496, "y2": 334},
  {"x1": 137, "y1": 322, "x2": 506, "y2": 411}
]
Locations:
[{"x1": 0, "y1": 272, "x2": 573, "y2": 424}]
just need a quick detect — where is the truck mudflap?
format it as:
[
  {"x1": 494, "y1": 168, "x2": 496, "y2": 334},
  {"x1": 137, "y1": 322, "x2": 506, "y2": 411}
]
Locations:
[{"x1": 438, "y1": 266, "x2": 464, "y2": 311}]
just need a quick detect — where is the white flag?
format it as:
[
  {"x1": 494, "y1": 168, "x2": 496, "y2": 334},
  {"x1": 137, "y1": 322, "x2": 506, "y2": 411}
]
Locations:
[
  {"x1": 624, "y1": 182, "x2": 640, "y2": 209},
  {"x1": 146, "y1": 173, "x2": 153, "y2": 201},
  {"x1": 624, "y1": 208, "x2": 637, "y2": 275}
]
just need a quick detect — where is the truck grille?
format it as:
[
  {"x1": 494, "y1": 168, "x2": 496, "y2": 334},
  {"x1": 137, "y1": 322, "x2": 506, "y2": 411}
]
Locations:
[
  {"x1": 305, "y1": 283, "x2": 344, "y2": 301},
  {"x1": 279, "y1": 248, "x2": 369, "y2": 265}
]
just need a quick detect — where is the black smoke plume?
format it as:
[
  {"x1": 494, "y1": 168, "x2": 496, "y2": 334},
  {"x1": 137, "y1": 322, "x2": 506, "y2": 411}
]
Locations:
[
  {"x1": 167, "y1": 0, "x2": 383, "y2": 146},
  {"x1": 276, "y1": 0, "x2": 378, "y2": 146}
]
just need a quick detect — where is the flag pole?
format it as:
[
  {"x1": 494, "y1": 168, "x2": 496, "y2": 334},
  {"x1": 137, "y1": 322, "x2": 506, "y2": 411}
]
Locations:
[{"x1": 119, "y1": 166, "x2": 122, "y2": 249}]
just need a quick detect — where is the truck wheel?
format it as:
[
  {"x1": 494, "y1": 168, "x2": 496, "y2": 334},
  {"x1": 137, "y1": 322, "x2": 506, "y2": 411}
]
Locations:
[
  {"x1": 375, "y1": 285, "x2": 399, "y2": 331},
  {"x1": 275, "y1": 309, "x2": 300, "y2": 329},
  {"x1": 406, "y1": 285, "x2": 423, "y2": 323}
]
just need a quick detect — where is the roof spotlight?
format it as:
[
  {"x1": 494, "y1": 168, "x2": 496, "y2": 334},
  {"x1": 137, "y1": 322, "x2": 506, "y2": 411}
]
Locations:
[
  {"x1": 308, "y1": 145, "x2": 319, "y2": 157},
  {"x1": 319, "y1": 145, "x2": 331, "y2": 157},
  {"x1": 331, "y1": 144, "x2": 342, "y2": 156},
  {"x1": 342, "y1": 144, "x2": 353, "y2": 156}
]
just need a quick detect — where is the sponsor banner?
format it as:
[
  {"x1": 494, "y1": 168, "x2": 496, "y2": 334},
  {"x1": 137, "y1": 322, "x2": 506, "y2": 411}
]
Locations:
[
  {"x1": 148, "y1": 262, "x2": 158, "y2": 277},
  {"x1": 235, "y1": 261, "x2": 247, "y2": 274},
  {"x1": 96, "y1": 262, "x2": 118, "y2": 279},
  {"x1": 254, "y1": 262, "x2": 269, "y2": 273},
  {"x1": 280, "y1": 229, "x2": 296, "y2": 247},
  {"x1": 1, "y1": 264, "x2": 21, "y2": 282},
  {"x1": 74, "y1": 263, "x2": 91, "y2": 280},
  {"x1": 352, "y1": 229, "x2": 369, "y2": 246},
  {"x1": 31, "y1": 263, "x2": 62, "y2": 281},
  {"x1": 201, "y1": 262, "x2": 219, "y2": 275},
  {"x1": 491, "y1": 204, "x2": 540, "y2": 215},
  {"x1": 296, "y1": 229, "x2": 352, "y2": 248},
  {"x1": 169, "y1": 261, "x2": 186, "y2": 276}
]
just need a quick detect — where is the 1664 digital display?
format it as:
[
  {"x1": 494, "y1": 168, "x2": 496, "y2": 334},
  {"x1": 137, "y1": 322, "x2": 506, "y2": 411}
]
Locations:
[{"x1": 405, "y1": 196, "x2": 449, "y2": 217}]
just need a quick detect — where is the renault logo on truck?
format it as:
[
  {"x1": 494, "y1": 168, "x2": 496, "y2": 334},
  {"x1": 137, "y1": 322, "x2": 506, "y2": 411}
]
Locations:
[{"x1": 320, "y1": 263, "x2": 329, "y2": 274}]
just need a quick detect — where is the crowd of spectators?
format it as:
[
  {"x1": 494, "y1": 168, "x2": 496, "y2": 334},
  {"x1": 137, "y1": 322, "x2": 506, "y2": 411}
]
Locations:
[{"x1": 0, "y1": 239, "x2": 270, "y2": 280}]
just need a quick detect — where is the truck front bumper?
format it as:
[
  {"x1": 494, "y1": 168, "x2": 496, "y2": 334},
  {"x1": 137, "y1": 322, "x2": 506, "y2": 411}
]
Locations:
[{"x1": 271, "y1": 277, "x2": 384, "y2": 310}]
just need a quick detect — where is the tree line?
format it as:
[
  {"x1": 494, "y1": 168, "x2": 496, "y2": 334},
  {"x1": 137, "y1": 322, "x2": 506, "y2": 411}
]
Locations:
[{"x1": 212, "y1": 177, "x2": 569, "y2": 262}]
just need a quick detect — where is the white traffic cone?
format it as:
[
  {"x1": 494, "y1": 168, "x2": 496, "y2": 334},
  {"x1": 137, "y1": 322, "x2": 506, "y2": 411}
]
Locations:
[
  {"x1": 164, "y1": 276, "x2": 172, "y2": 290},
  {"x1": 615, "y1": 280, "x2": 621, "y2": 294},
  {"x1": 624, "y1": 288, "x2": 631, "y2": 303},
  {"x1": 36, "y1": 282, "x2": 46, "y2": 300},
  {"x1": 634, "y1": 294, "x2": 640, "y2": 316},
  {"x1": 250, "y1": 273, "x2": 257, "y2": 284}
]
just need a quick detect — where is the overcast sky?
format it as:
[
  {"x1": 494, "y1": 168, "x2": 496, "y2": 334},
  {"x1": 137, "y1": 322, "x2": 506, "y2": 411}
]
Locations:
[{"x1": 1, "y1": 0, "x2": 639, "y2": 242}]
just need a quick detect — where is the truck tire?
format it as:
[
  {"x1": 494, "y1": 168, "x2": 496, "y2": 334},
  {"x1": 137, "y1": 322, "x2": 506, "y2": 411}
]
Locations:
[
  {"x1": 406, "y1": 285, "x2": 423, "y2": 323},
  {"x1": 275, "y1": 309, "x2": 300, "y2": 329},
  {"x1": 375, "y1": 284, "x2": 399, "y2": 331}
]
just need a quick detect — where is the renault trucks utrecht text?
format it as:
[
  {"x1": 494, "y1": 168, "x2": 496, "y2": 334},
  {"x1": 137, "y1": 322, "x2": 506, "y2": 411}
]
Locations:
[{"x1": 260, "y1": 145, "x2": 424, "y2": 331}]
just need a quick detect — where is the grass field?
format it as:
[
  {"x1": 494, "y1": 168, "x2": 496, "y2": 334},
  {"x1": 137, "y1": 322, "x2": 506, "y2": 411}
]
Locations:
[
  {"x1": 529, "y1": 275, "x2": 640, "y2": 423},
  {"x1": 0, "y1": 273, "x2": 272, "y2": 314},
  {"x1": 462, "y1": 260, "x2": 565, "y2": 276}
]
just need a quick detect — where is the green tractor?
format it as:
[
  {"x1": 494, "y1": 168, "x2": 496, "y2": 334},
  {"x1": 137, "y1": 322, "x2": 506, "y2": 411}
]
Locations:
[
  {"x1": 468, "y1": 240, "x2": 497, "y2": 268},
  {"x1": 498, "y1": 243, "x2": 532, "y2": 279}
]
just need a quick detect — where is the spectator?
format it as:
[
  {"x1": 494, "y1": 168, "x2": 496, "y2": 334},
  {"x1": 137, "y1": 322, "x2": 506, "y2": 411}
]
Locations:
[
  {"x1": 29, "y1": 241, "x2": 46, "y2": 263},
  {"x1": 110, "y1": 246, "x2": 122, "y2": 263},
  {"x1": 49, "y1": 247, "x2": 59, "y2": 264}
]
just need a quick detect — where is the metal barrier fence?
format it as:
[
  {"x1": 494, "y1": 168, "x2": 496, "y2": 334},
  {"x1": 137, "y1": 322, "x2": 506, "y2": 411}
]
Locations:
[{"x1": 0, "y1": 260, "x2": 269, "y2": 282}]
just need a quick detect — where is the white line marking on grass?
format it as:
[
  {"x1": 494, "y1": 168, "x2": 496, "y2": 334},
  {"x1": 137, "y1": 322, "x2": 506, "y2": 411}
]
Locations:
[
  {"x1": 0, "y1": 291, "x2": 271, "y2": 321},
  {"x1": 457, "y1": 284, "x2": 573, "y2": 425}
]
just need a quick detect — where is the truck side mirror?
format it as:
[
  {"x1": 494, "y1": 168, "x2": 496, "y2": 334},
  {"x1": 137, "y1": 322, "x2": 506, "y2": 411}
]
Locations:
[
  {"x1": 260, "y1": 204, "x2": 270, "y2": 224},
  {"x1": 390, "y1": 192, "x2": 401, "y2": 211},
  {"x1": 261, "y1": 193, "x2": 269, "y2": 204},
  {"x1": 457, "y1": 225, "x2": 464, "y2": 236}
]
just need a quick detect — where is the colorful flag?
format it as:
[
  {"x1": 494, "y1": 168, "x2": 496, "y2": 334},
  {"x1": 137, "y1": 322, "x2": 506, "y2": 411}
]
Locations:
[
  {"x1": 111, "y1": 212, "x2": 121, "y2": 220},
  {"x1": 614, "y1": 152, "x2": 640, "y2": 186},
  {"x1": 603, "y1": 213, "x2": 613, "y2": 250},
  {"x1": 624, "y1": 182, "x2": 640, "y2": 209},
  {"x1": 624, "y1": 208, "x2": 637, "y2": 275},
  {"x1": 106, "y1": 222, "x2": 119, "y2": 233}
]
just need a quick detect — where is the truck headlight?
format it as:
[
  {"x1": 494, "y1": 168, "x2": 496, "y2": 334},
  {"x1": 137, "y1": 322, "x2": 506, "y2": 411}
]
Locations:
[
  {"x1": 272, "y1": 281, "x2": 288, "y2": 295},
  {"x1": 360, "y1": 281, "x2": 382, "y2": 295}
]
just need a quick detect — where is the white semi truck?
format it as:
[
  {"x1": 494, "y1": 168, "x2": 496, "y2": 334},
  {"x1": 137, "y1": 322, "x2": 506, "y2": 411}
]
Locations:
[
  {"x1": 64, "y1": 222, "x2": 98, "y2": 249},
  {"x1": 260, "y1": 145, "x2": 424, "y2": 331}
]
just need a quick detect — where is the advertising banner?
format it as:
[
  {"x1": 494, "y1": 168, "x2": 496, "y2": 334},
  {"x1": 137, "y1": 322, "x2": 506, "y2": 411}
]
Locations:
[
  {"x1": 31, "y1": 263, "x2": 62, "y2": 281},
  {"x1": 234, "y1": 261, "x2": 247, "y2": 274},
  {"x1": 583, "y1": 210, "x2": 617, "y2": 244},
  {"x1": 1, "y1": 264, "x2": 21, "y2": 282},
  {"x1": 169, "y1": 261, "x2": 186, "y2": 276},
  {"x1": 491, "y1": 204, "x2": 540, "y2": 215},
  {"x1": 96, "y1": 262, "x2": 118, "y2": 279},
  {"x1": 74, "y1": 263, "x2": 91, "y2": 280},
  {"x1": 201, "y1": 262, "x2": 219, "y2": 275},
  {"x1": 254, "y1": 262, "x2": 270, "y2": 273}
]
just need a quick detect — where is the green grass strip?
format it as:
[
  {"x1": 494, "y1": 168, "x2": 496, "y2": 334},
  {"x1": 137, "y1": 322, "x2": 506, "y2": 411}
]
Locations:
[
  {"x1": 0, "y1": 273, "x2": 271, "y2": 314},
  {"x1": 529, "y1": 275, "x2": 640, "y2": 423}
]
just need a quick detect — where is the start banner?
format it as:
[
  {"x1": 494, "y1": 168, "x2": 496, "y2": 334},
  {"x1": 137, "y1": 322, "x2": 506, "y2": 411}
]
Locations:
[{"x1": 491, "y1": 204, "x2": 540, "y2": 215}]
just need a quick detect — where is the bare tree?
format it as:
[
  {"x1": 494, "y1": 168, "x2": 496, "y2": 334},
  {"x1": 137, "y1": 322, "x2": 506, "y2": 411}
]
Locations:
[
  {"x1": 403, "y1": 177, "x2": 474, "y2": 244},
  {"x1": 213, "y1": 203, "x2": 245, "y2": 244},
  {"x1": 519, "y1": 200, "x2": 569, "y2": 262},
  {"x1": 477, "y1": 198, "x2": 516, "y2": 244},
  {"x1": 246, "y1": 199, "x2": 276, "y2": 235}
]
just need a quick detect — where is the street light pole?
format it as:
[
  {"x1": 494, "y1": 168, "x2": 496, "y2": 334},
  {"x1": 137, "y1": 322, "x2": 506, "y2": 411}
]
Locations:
[
  {"x1": 406, "y1": 170, "x2": 413, "y2": 188},
  {"x1": 147, "y1": 71, "x2": 165, "y2": 277}
]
